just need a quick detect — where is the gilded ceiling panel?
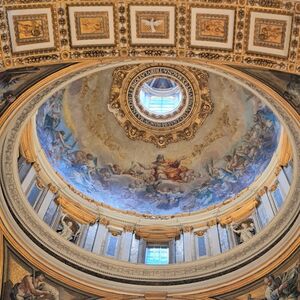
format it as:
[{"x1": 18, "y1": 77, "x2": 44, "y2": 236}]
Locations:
[{"x1": 0, "y1": 0, "x2": 299, "y2": 73}]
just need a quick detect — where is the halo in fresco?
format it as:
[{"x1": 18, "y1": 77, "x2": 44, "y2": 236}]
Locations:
[{"x1": 35, "y1": 66, "x2": 281, "y2": 215}]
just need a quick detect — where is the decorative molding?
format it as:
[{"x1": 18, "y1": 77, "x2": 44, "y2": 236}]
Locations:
[
  {"x1": 19, "y1": 119, "x2": 36, "y2": 163},
  {"x1": 108, "y1": 63, "x2": 213, "y2": 148},
  {"x1": 0, "y1": 1, "x2": 298, "y2": 74},
  {"x1": 135, "y1": 226, "x2": 181, "y2": 241},
  {"x1": 55, "y1": 195, "x2": 97, "y2": 224},
  {"x1": 219, "y1": 198, "x2": 259, "y2": 225}
]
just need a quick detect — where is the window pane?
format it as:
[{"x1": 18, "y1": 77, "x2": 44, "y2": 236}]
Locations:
[
  {"x1": 198, "y1": 236, "x2": 206, "y2": 256},
  {"x1": 145, "y1": 246, "x2": 169, "y2": 265},
  {"x1": 273, "y1": 187, "x2": 283, "y2": 209},
  {"x1": 28, "y1": 184, "x2": 41, "y2": 207},
  {"x1": 106, "y1": 235, "x2": 118, "y2": 256}
]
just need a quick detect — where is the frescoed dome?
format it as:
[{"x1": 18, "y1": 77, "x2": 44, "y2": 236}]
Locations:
[{"x1": 35, "y1": 64, "x2": 281, "y2": 215}]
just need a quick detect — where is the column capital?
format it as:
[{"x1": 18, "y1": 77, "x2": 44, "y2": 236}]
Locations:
[
  {"x1": 194, "y1": 230, "x2": 206, "y2": 237},
  {"x1": 33, "y1": 162, "x2": 41, "y2": 173},
  {"x1": 183, "y1": 225, "x2": 193, "y2": 233},
  {"x1": 123, "y1": 225, "x2": 134, "y2": 232},
  {"x1": 36, "y1": 177, "x2": 45, "y2": 189},
  {"x1": 269, "y1": 180, "x2": 279, "y2": 192},
  {"x1": 207, "y1": 219, "x2": 217, "y2": 227},
  {"x1": 99, "y1": 217, "x2": 110, "y2": 226},
  {"x1": 48, "y1": 183, "x2": 58, "y2": 194}
]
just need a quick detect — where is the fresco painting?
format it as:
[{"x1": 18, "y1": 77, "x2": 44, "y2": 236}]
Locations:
[
  {"x1": 0, "y1": 64, "x2": 69, "y2": 116},
  {"x1": 236, "y1": 67, "x2": 300, "y2": 114},
  {"x1": 35, "y1": 68, "x2": 281, "y2": 215},
  {"x1": 1, "y1": 243, "x2": 101, "y2": 300}
]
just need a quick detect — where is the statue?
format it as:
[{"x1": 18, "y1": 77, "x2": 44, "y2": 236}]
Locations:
[
  {"x1": 264, "y1": 264, "x2": 299, "y2": 300},
  {"x1": 232, "y1": 222, "x2": 255, "y2": 243},
  {"x1": 58, "y1": 214, "x2": 80, "y2": 241},
  {"x1": 11, "y1": 271, "x2": 59, "y2": 300}
]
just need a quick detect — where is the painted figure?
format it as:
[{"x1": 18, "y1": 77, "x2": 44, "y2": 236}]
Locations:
[
  {"x1": 264, "y1": 264, "x2": 299, "y2": 300},
  {"x1": 11, "y1": 271, "x2": 59, "y2": 300}
]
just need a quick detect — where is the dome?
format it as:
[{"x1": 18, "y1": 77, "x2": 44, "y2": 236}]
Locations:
[
  {"x1": 0, "y1": 1, "x2": 299, "y2": 299},
  {"x1": 35, "y1": 63, "x2": 280, "y2": 215}
]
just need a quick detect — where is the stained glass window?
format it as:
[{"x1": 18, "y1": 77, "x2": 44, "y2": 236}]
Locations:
[{"x1": 145, "y1": 245, "x2": 169, "y2": 265}]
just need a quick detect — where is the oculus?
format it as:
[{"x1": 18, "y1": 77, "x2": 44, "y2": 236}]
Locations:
[
  {"x1": 108, "y1": 64, "x2": 214, "y2": 147},
  {"x1": 138, "y1": 77, "x2": 183, "y2": 118}
]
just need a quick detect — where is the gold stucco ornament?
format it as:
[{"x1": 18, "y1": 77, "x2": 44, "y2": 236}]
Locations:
[{"x1": 108, "y1": 64, "x2": 214, "y2": 148}]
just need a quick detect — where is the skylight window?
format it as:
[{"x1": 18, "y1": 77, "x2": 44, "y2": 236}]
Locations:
[
  {"x1": 145, "y1": 245, "x2": 169, "y2": 265},
  {"x1": 139, "y1": 77, "x2": 183, "y2": 116}
]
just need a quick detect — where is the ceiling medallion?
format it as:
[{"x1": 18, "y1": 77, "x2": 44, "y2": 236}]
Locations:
[{"x1": 108, "y1": 64, "x2": 213, "y2": 147}]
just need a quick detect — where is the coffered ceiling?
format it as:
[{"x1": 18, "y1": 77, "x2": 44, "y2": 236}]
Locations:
[{"x1": 0, "y1": 0, "x2": 300, "y2": 73}]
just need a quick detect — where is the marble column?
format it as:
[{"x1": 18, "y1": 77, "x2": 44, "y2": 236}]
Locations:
[
  {"x1": 251, "y1": 208, "x2": 262, "y2": 232},
  {"x1": 137, "y1": 238, "x2": 146, "y2": 263},
  {"x1": 183, "y1": 226, "x2": 195, "y2": 262},
  {"x1": 226, "y1": 224, "x2": 236, "y2": 249},
  {"x1": 21, "y1": 166, "x2": 36, "y2": 194},
  {"x1": 78, "y1": 224, "x2": 89, "y2": 248},
  {"x1": 118, "y1": 226, "x2": 134, "y2": 261},
  {"x1": 261, "y1": 191, "x2": 275, "y2": 220},
  {"x1": 37, "y1": 189, "x2": 54, "y2": 219},
  {"x1": 92, "y1": 219, "x2": 109, "y2": 255},
  {"x1": 129, "y1": 234, "x2": 140, "y2": 263},
  {"x1": 169, "y1": 239, "x2": 176, "y2": 264},
  {"x1": 278, "y1": 168, "x2": 290, "y2": 197},
  {"x1": 207, "y1": 224, "x2": 221, "y2": 256},
  {"x1": 265, "y1": 187, "x2": 278, "y2": 215},
  {"x1": 175, "y1": 234, "x2": 184, "y2": 263}
]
